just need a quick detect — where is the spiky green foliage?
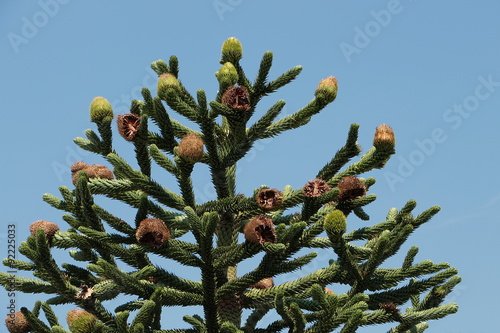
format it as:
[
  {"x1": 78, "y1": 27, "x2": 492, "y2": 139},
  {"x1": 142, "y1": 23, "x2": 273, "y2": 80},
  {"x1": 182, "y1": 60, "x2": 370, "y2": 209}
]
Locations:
[{"x1": 1, "y1": 38, "x2": 460, "y2": 333}]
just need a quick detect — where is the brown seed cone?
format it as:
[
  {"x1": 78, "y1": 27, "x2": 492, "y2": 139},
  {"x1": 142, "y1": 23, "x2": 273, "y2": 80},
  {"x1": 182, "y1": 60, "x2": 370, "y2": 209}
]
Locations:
[
  {"x1": 373, "y1": 123, "x2": 395, "y2": 150},
  {"x1": 243, "y1": 216, "x2": 276, "y2": 244},
  {"x1": 136, "y1": 218, "x2": 170, "y2": 248},
  {"x1": 71, "y1": 163, "x2": 114, "y2": 185},
  {"x1": 303, "y1": 178, "x2": 331, "y2": 197},
  {"x1": 71, "y1": 161, "x2": 89, "y2": 173},
  {"x1": 256, "y1": 188, "x2": 283, "y2": 211},
  {"x1": 379, "y1": 302, "x2": 400, "y2": 313},
  {"x1": 75, "y1": 284, "x2": 94, "y2": 300},
  {"x1": 251, "y1": 277, "x2": 274, "y2": 289},
  {"x1": 177, "y1": 133, "x2": 204, "y2": 163},
  {"x1": 29, "y1": 220, "x2": 59, "y2": 245},
  {"x1": 221, "y1": 86, "x2": 251, "y2": 111},
  {"x1": 337, "y1": 176, "x2": 367, "y2": 202},
  {"x1": 71, "y1": 161, "x2": 90, "y2": 184},
  {"x1": 324, "y1": 287, "x2": 334, "y2": 295},
  {"x1": 5, "y1": 311, "x2": 31, "y2": 333},
  {"x1": 66, "y1": 309, "x2": 97, "y2": 331},
  {"x1": 117, "y1": 113, "x2": 141, "y2": 141},
  {"x1": 89, "y1": 164, "x2": 114, "y2": 180}
]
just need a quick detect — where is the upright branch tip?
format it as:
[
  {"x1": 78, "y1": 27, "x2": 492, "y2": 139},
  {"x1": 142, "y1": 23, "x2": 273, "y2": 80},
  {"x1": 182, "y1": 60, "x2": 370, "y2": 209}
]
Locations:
[
  {"x1": 221, "y1": 37, "x2": 243, "y2": 63},
  {"x1": 324, "y1": 210, "x2": 347, "y2": 236},
  {"x1": 90, "y1": 96, "x2": 114, "y2": 123},
  {"x1": 157, "y1": 73, "x2": 181, "y2": 100},
  {"x1": 216, "y1": 62, "x2": 239, "y2": 86}
]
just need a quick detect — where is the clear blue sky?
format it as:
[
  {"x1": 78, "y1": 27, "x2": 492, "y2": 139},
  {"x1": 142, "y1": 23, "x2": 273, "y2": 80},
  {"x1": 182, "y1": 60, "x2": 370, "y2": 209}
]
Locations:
[{"x1": 1, "y1": 1, "x2": 499, "y2": 332}]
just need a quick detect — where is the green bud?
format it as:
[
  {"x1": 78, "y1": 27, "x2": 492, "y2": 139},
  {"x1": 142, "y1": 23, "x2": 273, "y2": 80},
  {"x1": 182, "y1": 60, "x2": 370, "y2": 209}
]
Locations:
[
  {"x1": 157, "y1": 73, "x2": 180, "y2": 100},
  {"x1": 89, "y1": 97, "x2": 113, "y2": 123},
  {"x1": 215, "y1": 62, "x2": 239, "y2": 86},
  {"x1": 324, "y1": 210, "x2": 346, "y2": 236},
  {"x1": 315, "y1": 76, "x2": 338, "y2": 104},
  {"x1": 221, "y1": 37, "x2": 243, "y2": 63}
]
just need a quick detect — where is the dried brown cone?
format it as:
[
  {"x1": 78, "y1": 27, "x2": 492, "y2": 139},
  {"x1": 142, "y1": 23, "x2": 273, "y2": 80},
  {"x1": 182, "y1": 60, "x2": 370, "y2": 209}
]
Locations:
[
  {"x1": 256, "y1": 188, "x2": 283, "y2": 211},
  {"x1": 379, "y1": 302, "x2": 400, "y2": 313},
  {"x1": 337, "y1": 176, "x2": 367, "y2": 202},
  {"x1": 5, "y1": 311, "x2": 31, "y2": 333},
  {"x1": 243, "y1": 216, "x2": 276, "y2": 244},
  {"x1": 373, "y1": 123, "x2": 395, "y2": 150},
  {"x1": 75, "y1": 284, "x2": 94, "y2": 300},
  {"x1": 324, "y1": 287, "x2": 334, "y2": 295},
  {"x1": 71, "y1": 161, "x2": 89, "y2": 173},
  {"x1": 303, "y1": 178, "x2": 331, "y2": 198},
  {"x1": 29, "y1": 220, "x2": 59, "y2": 245},
  {"x1": 71, "y1": 161, "x2": 90, "y2": 184},
  {"x1": 221, "y1": 85, "x2": 251, "y2": 111},
  {"x1": 88, "y1": 164, "x2": 114, "y2": 180},
  {"x1": 71, "y1": 162, "x2": 114, "y2": 185},
  {"x1": 251, "y1": 277, "x2": 274, "y2": 289},
  {"x1": 177, "y1": 132, "x2": 205, "y2": 163},
  {"x1": 135, "y1": 218, "x2": 171, "y2": 248},
  {"x1": 117, "y1": 113, "x2": 141, "y2": 141}
]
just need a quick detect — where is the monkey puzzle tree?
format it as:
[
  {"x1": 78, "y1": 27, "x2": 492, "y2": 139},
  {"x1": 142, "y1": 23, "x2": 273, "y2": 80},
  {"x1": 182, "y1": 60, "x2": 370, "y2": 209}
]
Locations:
[{"x1": 1, "y1": 37, "x2": 460, "y2": 333}]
